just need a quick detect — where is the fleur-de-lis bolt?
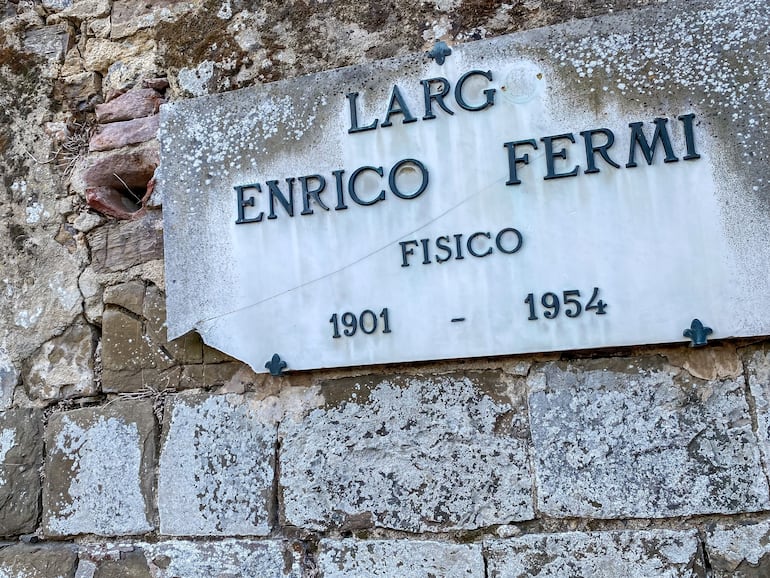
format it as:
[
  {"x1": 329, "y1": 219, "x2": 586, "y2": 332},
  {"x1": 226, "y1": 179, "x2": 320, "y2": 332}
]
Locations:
[
  {"x1": 683, "y1": 319, "x2": 713, "y2": 347},
  {"x1": 427, "y1": 41, "x2": 452, "y2": 65},
  {"x1": 265, "y1": 353, "x2": 287, "y2": 376}
]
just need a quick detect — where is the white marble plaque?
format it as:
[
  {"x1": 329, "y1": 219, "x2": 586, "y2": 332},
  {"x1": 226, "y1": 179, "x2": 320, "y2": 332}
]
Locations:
[{"x1": 159, "y1": 0, "x2": 770, "y2": 372}]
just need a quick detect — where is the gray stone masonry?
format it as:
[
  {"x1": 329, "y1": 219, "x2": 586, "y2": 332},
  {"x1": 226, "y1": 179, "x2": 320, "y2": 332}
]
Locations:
[
  {"x1": 317, "y1": 539, "x2": 484, "y2": 577},
  {"x1": 43, "y1": 400, "x2": 157, "y2": 537},
  {"x1": 0, "y1": 544, "x2": 78, "y2": 578},
  {"x1": 157, "y1": 393, "x2": 276, "y2": 536},
  {"x1": 279, "y1": 372, "x2": 534, "y2": 532},
  {"x1": 745, "y1": 347, "x2": 770, "y2": 483},
  {"x1": 78, "y1": 540, "x2": 302, "y2": 577},
  {"x1": 706, "y1": 519, "x2": 770, "y2": 577},
  {"x1": 528, "y1": 357, "x2": 770, "y2": 518},
  {"x1": 485, "y1": 529, "x2": 704, "y2": 577},
  {"x1": 0, "y1": 409, "x2": 44, "y2": 536}
]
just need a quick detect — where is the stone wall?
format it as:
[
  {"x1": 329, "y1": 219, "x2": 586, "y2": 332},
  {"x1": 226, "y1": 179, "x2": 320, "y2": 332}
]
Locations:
[{"x1": 0, "y1": 0, "x2": 769, "y2": 576}]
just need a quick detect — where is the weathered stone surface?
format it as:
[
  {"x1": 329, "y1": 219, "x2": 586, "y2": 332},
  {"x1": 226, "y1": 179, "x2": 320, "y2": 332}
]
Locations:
[
  {"x1": 485, "y1": 529, "x2": 704, "y2": 577},
  {"x1": 745, "y1": 348, "x2": 770, "y2": 483},
  {"x1": 85, "y1": 187, "x2": 144, "y2": 220},
  {"x1": 103, "y1": 280, "x2": 145, "y2": 316},
  {"x1": 0, "y1": 358, "x2": 17, "y2": 411},
  {"x1": 706, "y1": 520, "x2": 770, "y2": 577},
  {"x1": 78, "y1": 143, "x2": 159, "y2": 194},
  {"x1": 158, "y1": 393, "x2": 276, "y2": 536},
  {"x1": 23, "y1": 24, "x2": 70, "y2": 63},
  {"x1": 43, "y1": 400, "x2": 157, "y2": 537},
  {"x1": 111, "y1": 0, "x2": 196, "y2": 40},
  {"x1": 89, "y1": 116, "x2": 160, "y2": 152},
  {"x1": 101, "y1": 307, "x2": 144, "y2": 378},
  {"x1": 83, "y1": 36, "x2": 156, "y2": 73},
  {"x1": 87, "y1": 211, "x2": 163, "y2": 273},
  {"x1": 96, "y1": 89, "x2": 164, "y2": 123},
  {"x1": 279, "y1": 373, "x2": 533, "y2": 532},
  {"x1": 317, "y1": 539, "x2": 484, "y2": 577},
  {"x1": 0, "y1": 409, "x2": 43, "y2": 536},
  {"x1": 139, "y1": 540, "x2": 301, "y2": 577},
  {"x1": 22, "y1": 321, "x2": 96, "y2": 402},
  {"x1": 55, "y1": 71, "x2": 102, "y2": 112},
  {"x1": 0, "y1": 544, "x2": 77, "y2": 578},
  {"x1": 59, "y1": 0, "x2": 110, "y2": 20},
  {"x1": 91, "y1": 550, "x2": 151, "y2": 578},
  {"x1": 528, "y1": 358, "x2": 770, "y2": 519}
]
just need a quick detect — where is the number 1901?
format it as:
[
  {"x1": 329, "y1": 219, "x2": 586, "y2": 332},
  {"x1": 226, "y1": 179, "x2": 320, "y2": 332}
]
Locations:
[
  {"x1": 525, "y1": 287, "x2": 607, "y2": 320},
  {"x1": 330, "y1": 308, "x2": 392, "y2": 338}
]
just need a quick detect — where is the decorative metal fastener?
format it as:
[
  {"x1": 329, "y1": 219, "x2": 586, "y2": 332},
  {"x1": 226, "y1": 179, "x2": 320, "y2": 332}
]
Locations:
[
  {"x1": 265, "y1": 353, "x2": 287, "y2": 376},
  {"x1": 427, "y1": 41, "x2": 452, "y2": 65},
  {"x1": 683, "y1": 319, "x2": 713, "y2": 347}
]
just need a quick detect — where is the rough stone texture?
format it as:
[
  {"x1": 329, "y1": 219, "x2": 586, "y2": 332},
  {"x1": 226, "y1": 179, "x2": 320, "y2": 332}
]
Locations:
[
  {"x1": 87, "y1": 550, "x2": 151, "y2": 578},
  {"x1": 43, "y1": 400, "x2": 157, "y2": 537},
  {"x1": 87, "y1": 211, "x2": 163, "y2": 273},
  {"x1": 528, "y1": 358, "x2": 770, "y2": 519},
  {"x1": 706, "y1": 520, "x2": 770, "y2": 577},
  {"x1": 279, "y1": 373, "x2": 534, "y2": 532},
  {"x1": 139, "y1": 540, "x2": 302, "y2": 577},
  {"x1": 111, "y1": 0, "x2": 197, "y2": 40},
  {"x1": 317, "y1": 539, "x2": 484, "y2": 577},
  {"x1": 23, "y1": 24, "x2": 71, "y2": 63},
  {"x1": 0, "y1": 544, "x2": 78, "y2": 578},
  {"x1": 77, "y1": 143, "x2": 159, "y2": 197},
  {"x1": 95, "y1": 89, "x2": 164, "y2": 123},
  {"x1": 89, "y1": 116, "x2": 159, "y2": 152},
  {"x1": 745, "y1": 347, "x2": 770, "y2": 482},
  {"x1": 0, "y1": 362, "x2": 17, "y2": 411},
  {"x1": 22, "y1": 321, "x2": 97, "y2": 402},
  {"x1": 101, "y1": 281, "x2": 241, "y2": 393},
  {"x1": 0, "y1": 409, "x2": 43, "y2": 536},
  {"x1": 485, "y1": 529, "x2": 704, "y2": 577},
  {"x1": 158, "y1": 393, "x2": 276, "y2": 536}
]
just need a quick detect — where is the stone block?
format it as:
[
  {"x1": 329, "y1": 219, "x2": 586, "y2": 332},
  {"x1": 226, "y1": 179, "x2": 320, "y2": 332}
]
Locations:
[
  {"x1": 103, "y1": 280, "x2": 146, "y2": 317},
  {"x1": 158, "y1": 393, "x2": 276, "y2": 536},
  {"x1": 0, "y1": 359, "x2": 18, "y2": 410},
  {"x1": 55, "y1": 71, "x2": 102, "y2": 112},
  {"x1": 178, "y1": 362, "x2": 242, "y2": 390},
  {"x1": 79, "y1": 144, "x2": 159, "y2": 198},
  {"x1": 0, "y1": 409, "x2": 44, "y2": 536},
  {"x1": 485, "y1": 529, "x2": 703, "y2": 577},
  {"x1": 89, "y1": 116, "x2": 160, "y2": 152},
  {"x1": 139, "y1": 540, "x2": 301, "y2": 577},
  {"x1": 279, "y1": 373, "x2": 534, "y2": 532},
  {"x1": 23, "y1": 321, "x2": 97, "y2": 402},
  {"x1": 43, "y1": 400, "x2": 157, "y2": 537},
  {"x1": 87, "y1": 210, "x2": 163, "y2": 273},
  {"x1": 0, "y1": 544, "x2": 77, "y2": 578},
  {"x1": 706, "y1": 520, "x2": 770, "y2": 577},
  {"x1": 23, "y1": 24, "x2": 71, "y2": 63},
  {"x1": 746, "y1": 348, "x2": 770, "y2": 483},
  {"x1": 317, "y1": 539, "x2": 484, "y2": 577},
  {"x1": 96, "y1": 89, "x2": 164, "y2": 123},
  {"x1": 143, "y1": 284, "x2": 202, "y2": 365},
  {"x1": 528, "y1": 358, "x2": 769, "y2": 519},
  {"x1": 111, "y1": 0, "x2": 193, "y2": 40},
  {"x1": 101, "y1": 308, "x2": 144, "y2": 374},
  {"x1": 89, "y1": 550, "x2": 151, "y2": 578}
]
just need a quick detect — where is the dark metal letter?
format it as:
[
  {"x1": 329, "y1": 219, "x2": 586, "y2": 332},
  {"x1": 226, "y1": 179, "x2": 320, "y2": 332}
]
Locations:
[
  {"x1": 381, "y1": 85, "x2": 417, "y2": 127},
  {"x1": 299, "y1": 175, "x2": 329, "y2": 215},
  {"x1": 348, "y1": 166, "x2": 386, "y2": 205},
  {"x1": 389, "y1": 158, "x2": 429, "y2": 200},
  {"x1": 455, "y1": 70, "x2": 495, "y2": 112},
  {"x1": 346, "y1": 92, "x2": 378, "y2": 133},
  {"x1": 267, "y1": 178, "x2": 295, "y2": 219},
  {"x1": 235, "y1": 184, "x2": 264, "y2": 224},
  {"x1": 421, "y1": 77, "x2": 454, "y2": 120},
  {"x1": 679, "y1": 113, "x2": 701, "y2": 160},
  {"x1": 580, "y1": 128, "x2": 620, "y2": 174},
  {"x1": 542, "y1": 133, "x2": 579, "y2": 180},
  {"x1": 626, "y1": 118, "x2": 679, "y2": 167},
  {"x1": 503, "y1": 139, "x2": 538, "y2": 186}
]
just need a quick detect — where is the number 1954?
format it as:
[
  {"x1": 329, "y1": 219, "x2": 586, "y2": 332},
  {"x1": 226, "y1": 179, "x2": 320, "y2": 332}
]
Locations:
[{"x1": 525, "y1": 287, "x2": 607, "y2": 320}]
